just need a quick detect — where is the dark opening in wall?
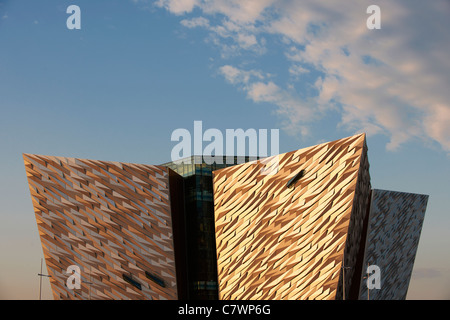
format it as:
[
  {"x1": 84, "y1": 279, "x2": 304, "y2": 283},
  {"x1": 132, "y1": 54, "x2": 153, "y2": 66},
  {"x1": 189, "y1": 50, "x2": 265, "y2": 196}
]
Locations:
[
  {"x1": 286, "y1": 169, "x2": 305, "y2": 189},
  {"x1": 146, "y1": 271, "x2": 166, "y2": 288},
  {"x1": 123, "y1": 274, "x2": 142, "y2": 291}
]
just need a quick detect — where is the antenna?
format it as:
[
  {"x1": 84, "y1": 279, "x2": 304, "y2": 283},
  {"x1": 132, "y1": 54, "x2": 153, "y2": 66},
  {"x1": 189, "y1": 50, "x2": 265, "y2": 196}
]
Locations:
[
  {"x1": 341, "y1": 262, "x2": 351, "y2": 300},
  {"x1": 37, "y1": 258, "x2": 52, "y2": 300}
]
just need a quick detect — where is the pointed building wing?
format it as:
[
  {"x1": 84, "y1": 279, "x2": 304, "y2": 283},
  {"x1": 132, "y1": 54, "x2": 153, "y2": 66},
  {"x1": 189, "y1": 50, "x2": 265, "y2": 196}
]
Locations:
[
  {"x1": 212, "y1": 133, "x2": 371, "y2": 300},
  {"x1": 23, "y1": 154, "x2": 183, "y2": 300},
  {"x1": 359, "y1": 189, "x2": 428, "y2": 300}
]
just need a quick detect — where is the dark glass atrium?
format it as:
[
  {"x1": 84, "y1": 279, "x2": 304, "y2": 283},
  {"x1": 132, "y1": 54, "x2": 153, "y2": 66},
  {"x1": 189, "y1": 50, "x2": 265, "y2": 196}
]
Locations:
[{"x1": 162, "y1": 155, "x2": 256, "y2": 299}]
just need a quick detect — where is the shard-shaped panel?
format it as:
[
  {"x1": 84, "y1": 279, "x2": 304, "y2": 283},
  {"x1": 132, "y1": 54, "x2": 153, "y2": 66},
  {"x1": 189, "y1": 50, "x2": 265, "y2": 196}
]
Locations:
[
  {"x1": 212, "y1": 134, "x2": 371, "y2": 300},
  {"x1": 24, "y1": 154, "x2": 181, "y2": 300},
  {"x1": 358, "y1": 189, "x2": 428, "y2": 300}
]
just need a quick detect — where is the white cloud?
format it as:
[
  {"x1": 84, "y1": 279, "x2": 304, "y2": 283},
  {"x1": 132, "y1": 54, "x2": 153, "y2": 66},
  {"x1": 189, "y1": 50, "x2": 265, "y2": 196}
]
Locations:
[
  {"x1": 236, "y1": 33, "x2": 257, "y2": 49},
  {"x1": 201, "y1": 0, "x2": 276, "y2": 24},
  {"x1": 154, "y1": 0, "x2": 450, "y2": 152},
  {"x1": 218, "y1": 64, "x2": 316, "y2": 136},
  {"x1": 289, "y1": 65, "x2": 310, "y2": 77},
  {"x1": 180, "y1": 16, "x2": 209, "y2": 28},
  {"x1": 219, "y1": 65, "x2": 264, "y2": 85},
  {"x1": 154, "y1": 0, "x2": 200, "y2": 15}
]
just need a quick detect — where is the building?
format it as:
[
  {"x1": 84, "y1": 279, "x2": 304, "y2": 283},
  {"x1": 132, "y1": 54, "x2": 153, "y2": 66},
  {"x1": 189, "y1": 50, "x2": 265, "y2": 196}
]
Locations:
[
  {"x1": 213, "y1": 133, "x2": 371, "y2": 300},
  {"x1": 358, "y1": 189, "x2": 428, "y2": 300},
  {"x1": 23, "y1": 133, "x2": 427, "y2": 300},
  {"x1": 23, "y1": 155, "x2": 186, "y2": 300},
  {"x1": 161, "y1": 156, "x2": 250, "y2": 299}
]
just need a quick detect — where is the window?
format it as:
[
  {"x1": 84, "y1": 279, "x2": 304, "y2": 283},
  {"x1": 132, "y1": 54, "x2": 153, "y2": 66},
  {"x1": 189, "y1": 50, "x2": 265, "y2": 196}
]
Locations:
[
  {"x1": 206, "y1": 281, "x2": 217, "y2": 291},
  {"x1": 145, "y1": 271, "x2": 166, "y2": 288},
  {"x1": 286, "y1": 169, "x2": 306, "y2": 189},
  {"x1": 122, "y1": 274, "x2": 142, "y2": 290}
]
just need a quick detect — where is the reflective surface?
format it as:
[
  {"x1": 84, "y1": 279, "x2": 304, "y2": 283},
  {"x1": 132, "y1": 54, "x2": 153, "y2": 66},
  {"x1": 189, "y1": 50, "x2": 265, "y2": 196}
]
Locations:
[{"x1": 162, "y1": 156, "x2": 257, "y2": 299}]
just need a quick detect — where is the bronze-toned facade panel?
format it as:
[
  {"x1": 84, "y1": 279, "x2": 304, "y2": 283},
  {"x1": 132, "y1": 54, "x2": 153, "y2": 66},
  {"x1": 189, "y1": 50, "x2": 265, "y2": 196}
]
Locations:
[
  {"x1": 24, "y1": 154, "x2": 181, "y2": 300},
  {"x1": 213, "y1": 134, "x2": 371, "y2": 300}
]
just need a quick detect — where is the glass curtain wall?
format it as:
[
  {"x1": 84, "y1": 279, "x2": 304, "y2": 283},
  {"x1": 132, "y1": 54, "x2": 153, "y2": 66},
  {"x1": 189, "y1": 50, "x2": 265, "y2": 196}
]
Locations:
[{"x1": 161, "y1": 156, "x2": 255, "y2": 299}]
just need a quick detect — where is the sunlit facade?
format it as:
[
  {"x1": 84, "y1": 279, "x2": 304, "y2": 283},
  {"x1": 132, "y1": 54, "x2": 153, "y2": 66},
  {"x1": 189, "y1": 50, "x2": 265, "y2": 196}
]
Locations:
[{"x1": 24, "y1": 134, "x2": 427, "y2": 300}]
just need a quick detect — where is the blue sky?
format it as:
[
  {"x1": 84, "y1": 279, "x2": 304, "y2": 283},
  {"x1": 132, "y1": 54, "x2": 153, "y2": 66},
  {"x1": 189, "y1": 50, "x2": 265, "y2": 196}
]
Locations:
[{"x1": 0, "y1": 0, "x2": 449, "y2": 299}]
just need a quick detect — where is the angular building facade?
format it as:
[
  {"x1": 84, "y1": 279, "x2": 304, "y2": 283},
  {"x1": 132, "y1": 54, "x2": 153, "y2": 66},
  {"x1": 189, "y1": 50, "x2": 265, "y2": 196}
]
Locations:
[
  {"x1": 358, "y1": 189, "x2": 428, "y2": 300},
  {"x1": 24, "y1": 133, "x2": 428, "y2": 300},
  {"x1": 23, "y1": 154, "x2": 186, "y2": 300},
  {"x1": 212, "y1": 133, "x2": 371, "y2": 300}
]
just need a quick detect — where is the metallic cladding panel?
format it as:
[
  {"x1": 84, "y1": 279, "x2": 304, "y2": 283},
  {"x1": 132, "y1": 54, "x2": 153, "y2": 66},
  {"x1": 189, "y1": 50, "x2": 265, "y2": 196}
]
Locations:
[
  {"x1": 24, "y1": 154, "x2": 179, "y2": 300},
  {"x1": 212, "y1": 134, "x2": 371, "y2": 300},
  {"x1": 359, "y1": 189, "x2": 428, "y2": 300}
]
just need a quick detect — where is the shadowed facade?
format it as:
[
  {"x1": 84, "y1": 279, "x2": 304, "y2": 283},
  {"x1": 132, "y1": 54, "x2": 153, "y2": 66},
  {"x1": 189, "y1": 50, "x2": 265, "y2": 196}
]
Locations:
[{"x1": 358, "y1": 189, "x2": 428, "y2": 300}]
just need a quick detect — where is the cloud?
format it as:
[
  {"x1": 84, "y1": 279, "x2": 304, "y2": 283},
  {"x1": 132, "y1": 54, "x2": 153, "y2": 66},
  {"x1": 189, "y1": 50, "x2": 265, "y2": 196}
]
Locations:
[
  {"x1": 219, "y1": 65, "x2": 264, "y2": 85},
  {"x1": 412, "y1": 268, "x2": 443, "y2": 279},
  {"x1": 154, "y1": 0, "x2": 199, "y2": 15},
  {"x1": 154, "y1": 0, "x2": 450, "y2": 152},
  {"x1": 218, "y1": 64, "x2": 315, "y2": 136},
  {"x1": 180, "y1": 16, "x2": 209, "y2": 28},
  {"x1": 289, "y1": 65, "x2": 310, "y2": 77}
]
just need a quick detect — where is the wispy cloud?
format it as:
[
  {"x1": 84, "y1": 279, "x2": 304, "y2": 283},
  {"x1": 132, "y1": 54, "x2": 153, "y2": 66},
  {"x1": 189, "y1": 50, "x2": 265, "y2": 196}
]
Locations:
[
  {"x1": 151, "y1": 0, "x2": 450, "y2": 153},
  {"x1": 154, "y1": 0, "x2": 199, "y2": 15},
  {"x1": 219, "y1": 64, "x2": 315, "y2": 136},
  {"x1": 180, "y1": 16, "x2": 210, "y2": 28},
  {"x1": 412, "y1": 268, "x2": 443, "y2": 279}
]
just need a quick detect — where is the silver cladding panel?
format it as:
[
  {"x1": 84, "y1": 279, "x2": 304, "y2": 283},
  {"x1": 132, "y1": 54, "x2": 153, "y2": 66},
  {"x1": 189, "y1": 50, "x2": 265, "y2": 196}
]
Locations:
[{"x1": 359, "y1": 189, "x2": 428, "y2": 300}]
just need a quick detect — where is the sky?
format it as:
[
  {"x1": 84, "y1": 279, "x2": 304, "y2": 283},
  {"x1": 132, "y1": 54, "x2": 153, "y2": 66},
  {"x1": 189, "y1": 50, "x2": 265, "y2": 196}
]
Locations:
[{"x1": 0, "y1": 0, "x2": 449, "y2": 299}]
